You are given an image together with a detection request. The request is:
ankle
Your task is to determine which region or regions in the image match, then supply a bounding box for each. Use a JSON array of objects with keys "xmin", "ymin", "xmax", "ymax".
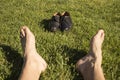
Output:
[{"xmin": 25, "ymin": 56, "xmax": 42, "ymax": 72}]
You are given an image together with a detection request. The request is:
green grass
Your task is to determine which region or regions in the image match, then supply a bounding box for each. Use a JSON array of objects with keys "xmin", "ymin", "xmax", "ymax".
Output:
[{"xmin": 0, "ymin": 0, "xmax": 120, "ymax": 80}]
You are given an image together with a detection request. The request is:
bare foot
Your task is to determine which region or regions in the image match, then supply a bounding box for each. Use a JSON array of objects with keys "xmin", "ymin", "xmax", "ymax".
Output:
[
  {"xmin": 89, "ymin": 29, "xmax": 105, "ymax": 65},
  {"xmin": 20, "ymin": 26, "xmax": 47, "ymax": 74},
  {"xmin": 76, "ymin": 30, "xmax": 105, "ymax": 80}
]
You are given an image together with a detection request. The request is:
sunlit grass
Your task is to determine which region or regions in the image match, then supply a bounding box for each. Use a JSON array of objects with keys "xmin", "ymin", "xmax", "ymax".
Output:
[{"xmin": 0, "ymin": 0, "xmax": 120, "ymax": 80}]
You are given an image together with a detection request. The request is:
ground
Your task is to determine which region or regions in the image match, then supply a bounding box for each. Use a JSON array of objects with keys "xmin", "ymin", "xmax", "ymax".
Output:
[{"xmin": 0, "ymin": 0, "xmax": 120, "ymax": 80}]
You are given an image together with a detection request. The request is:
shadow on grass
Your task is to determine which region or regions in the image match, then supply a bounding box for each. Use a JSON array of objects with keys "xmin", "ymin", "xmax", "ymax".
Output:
[
  {"xmin": 38, "ymin": 19, "xmax": 51, "ymax": 32},
  {"xmin": 62, "ymin": 45, "xmax": 87, "ymax": 80},
  {"xmin": 0, "ymin": 44, "xmax": 23, "ymax": 80}
]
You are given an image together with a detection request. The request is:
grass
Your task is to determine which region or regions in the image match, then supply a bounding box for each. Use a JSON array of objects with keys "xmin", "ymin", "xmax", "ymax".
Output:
[{"xmin": 0, "ymin": 0, "xmax": 120, "ymax": 80}]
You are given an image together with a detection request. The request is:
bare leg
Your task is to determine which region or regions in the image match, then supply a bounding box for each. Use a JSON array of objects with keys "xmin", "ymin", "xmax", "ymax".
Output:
[
  {"xmin": 19, "ymin": 26, "xmax": 47, "ymax": 80},
  {"xmin": 76, "ymin": 30, "xmax": 105, "ymax": 80}
]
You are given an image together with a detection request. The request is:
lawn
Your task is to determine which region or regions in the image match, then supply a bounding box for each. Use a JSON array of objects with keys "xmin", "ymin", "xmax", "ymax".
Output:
[{"xmin": 0, "ymin": 0, "xmax": 120, "ymax": 80}]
